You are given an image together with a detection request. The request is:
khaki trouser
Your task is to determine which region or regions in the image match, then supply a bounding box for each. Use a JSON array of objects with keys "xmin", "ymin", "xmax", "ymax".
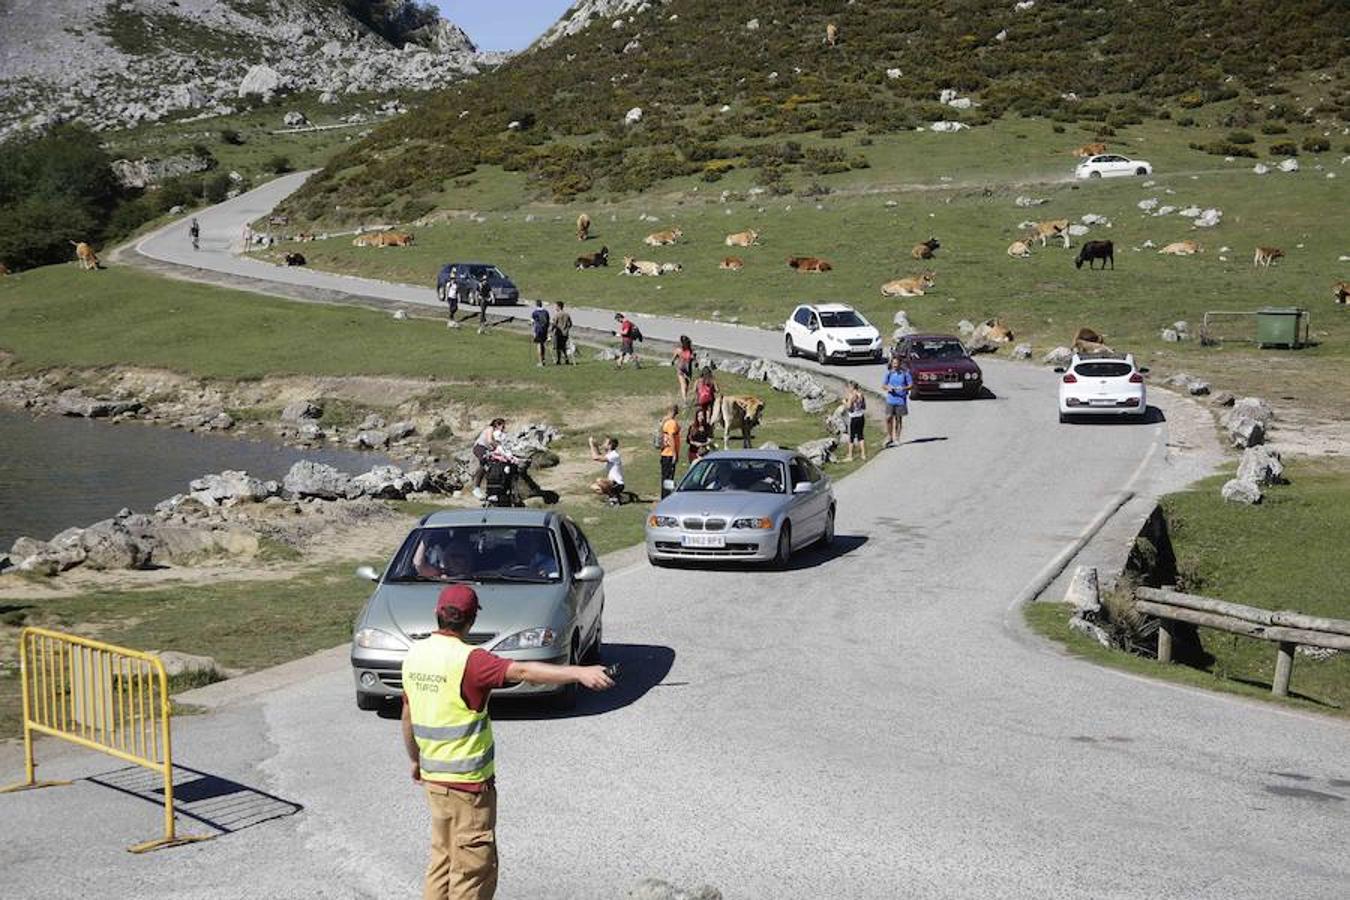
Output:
[{"xmin": 423, "ymin": 783, "xmax": 498, "ymax": 900}]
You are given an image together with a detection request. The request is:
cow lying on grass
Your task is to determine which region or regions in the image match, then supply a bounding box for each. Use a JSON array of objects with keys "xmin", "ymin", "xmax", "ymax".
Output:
[
  {"xmin": 353, "ymin": 231, "xmax": 414, "ymax": 248},
  {"xmin": 787, "ymin": 256, "xmax": 832, "ymax": 273},
  {"xmin": 644, "ymin": 228, "xmax": 683, "ymax": 246},
  {"xmin": 881, "ymin": 272, "xmax": 935, "ymax": 297},
  {"xmin": 577, "ymin": 246, "xmax": 609, "ymax": 269},
  {"xmin": 725, "ymin": 230, "xmax": 759, "ymax": 247},
  {"xmin": 622, "ymin": 256, "xmax": 662, "ymax": 276},
  {"xmin": 911, "ymin": 238, "xmax": 940, "ymax": 260},
  {"xmin": 720, "ymin": 256, "xmax": 744, "ymax": 271},
  {"xmin": 1158, "ymin": 240, "xmax": 1200, "ymax": 256},
  {"xmin": 1007, "ymin": 240, "xmax": 1032, "ymax": 258}
]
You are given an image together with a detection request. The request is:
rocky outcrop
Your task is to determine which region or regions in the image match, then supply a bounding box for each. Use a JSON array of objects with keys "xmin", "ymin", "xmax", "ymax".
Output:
[
  {"xmin": 111, "ymin": 154, "xmax": 215, "ymax": 189},
  {"xmin": 534, "ymin": 0, "xmax": 660, "ymax": 48},
  {"xmin": 0, "ymin": 0, "xmax": 507, "ymax": 139}
]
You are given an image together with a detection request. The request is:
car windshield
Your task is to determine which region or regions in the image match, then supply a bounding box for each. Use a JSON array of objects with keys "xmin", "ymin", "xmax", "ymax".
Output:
[
  {"xmin": 910, "ymin": 340, "xmax": 967, "ymax": 360},
  {"xmin": 819, "ymin": 310, "xmax": 866, "ymax": 328},
  {"xmin": 386, "ymin": 526, "xmax": 560, "ymax": 583},
  {"xmin": 678, "ymin": 458, "xmax": 785, "ymax": 494},
  {"xmin": 463, "ymin": 266, "xmax": 505, "ymax": 280},
  {"xmin": 1074, "ymin": 361, "xmax": 1133, "ymax": 378}
]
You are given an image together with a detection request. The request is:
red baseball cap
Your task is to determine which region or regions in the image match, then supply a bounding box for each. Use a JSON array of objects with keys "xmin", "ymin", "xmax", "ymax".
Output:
[{"xmin": 436, "ymin": 584, "xmax": 480, "ymax": 617}]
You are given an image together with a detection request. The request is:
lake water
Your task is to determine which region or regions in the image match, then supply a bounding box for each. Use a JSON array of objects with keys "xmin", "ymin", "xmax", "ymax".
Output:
[{"xmin": 0, "ymin": 410, "xmax": 389, "ymax": 550}]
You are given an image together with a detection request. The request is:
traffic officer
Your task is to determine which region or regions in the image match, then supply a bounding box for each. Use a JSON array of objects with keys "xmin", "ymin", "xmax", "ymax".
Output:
[{"xmin": 401, "ymin": 584, "xmax": 614, "ymax": 900}]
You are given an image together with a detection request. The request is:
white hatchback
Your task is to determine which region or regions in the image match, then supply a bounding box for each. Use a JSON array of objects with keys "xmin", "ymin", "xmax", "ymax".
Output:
[
  {"xmin": 784, "ymin": 303, "xmax": 883, "ymax": 364},
  {"xmin": 1075, "ymin": 154, "xmax": 1153, "ymax": 179},
  {"xmin": 1055, "ymin": 354, "xmax": 1148, "ymax": 422}
]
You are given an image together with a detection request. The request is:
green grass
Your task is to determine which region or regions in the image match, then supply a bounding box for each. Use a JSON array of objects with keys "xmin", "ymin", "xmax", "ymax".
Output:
[
  {"xmin": 1027, "ymin": 459, "xmax": 1350, "ymax": 715},
  {"xmin": 0, "ymin": 564, "xmax": 377, "ymax": 739},
  {"xmin": 269, "ymin": 118, "xmax": 1350, "ymax": 417}
]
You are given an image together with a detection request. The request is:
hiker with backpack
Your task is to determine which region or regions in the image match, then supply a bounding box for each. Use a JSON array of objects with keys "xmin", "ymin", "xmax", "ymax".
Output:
[
  {"xmin": 693, "ymin": 367, "xmax": 718, "ymax": 419},
  {"xmin": 614, "ymin": 313, "xmax": 641, "ymax": 368}
]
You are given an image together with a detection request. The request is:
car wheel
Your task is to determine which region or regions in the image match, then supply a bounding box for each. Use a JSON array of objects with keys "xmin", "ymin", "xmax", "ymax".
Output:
[
  {"xmin": 816, "ymin": 342, "xmax": 828, "ymax": 365},
  {"xmin": 550, "ymin": 636, "xmax": 580, "ymax": 711},
  {"xmin": 583, "ymin": 619, "xmax": 603, "ymax": 663},
  {"xmin": 1089, "ymin": 171, "xmax": 1102, "ymax": 179},
  {"xmin": 1136, "ymin": 167, "xmax": 1148, "ymax": 176},
  {"xmin": 356, "ymin": 691, "xmax": 382, "ymax": 711},
  {"xmin": 818, "ymin": 507, "xmax": 835, "ymax": 547},
  {"xmin": 774, "ymin": 523, "xmax": 793, "ymax": 569},
  {"xmin": 785, "ymin": 334, "xmax": 796, "ymax": 358}
]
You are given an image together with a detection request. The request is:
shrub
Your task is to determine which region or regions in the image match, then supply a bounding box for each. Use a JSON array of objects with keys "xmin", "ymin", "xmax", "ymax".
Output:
[
  {"xmin": 1268, "ymin": 141, "xmax": 1299, "ymax": 156},
  {"xmin": 1260, "ymin": 122, "xmax": 1288, "ymax": 134},
  {"xmin": 203, "ymin": 172, "xmax": 232, "ymax": 203},
  {"xmin": 220, "ymin": 128, "xmax": 244, "ymax": 145},
  {"xmin": 1301, "ymin": 136, "xmax": 1330, "ymax": 153},
  {"xmin": 1052, "ymin": 123, "xmax": 1065, "ymax": 133},
  {"xmin": 266, "ymin": 154, "xmax": 293, "ymax": 174},
  {"xmin": 1176, "ymin": 115, "xmax": 1195, "ymax": 127},
  {"xmin": 1189, "ymin": 141, "xmax": 1257, "ymax": 158},
  {"xmin": 1225, "ymin": 131, "xmax": 1255, "ymax": 144}
]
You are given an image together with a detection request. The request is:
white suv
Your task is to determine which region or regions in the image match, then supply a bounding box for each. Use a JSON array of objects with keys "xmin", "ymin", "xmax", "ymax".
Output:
[
  {"xmin": 1075, "ymin": 154, "xmax": 1153, "ymax": 179},
  {"xmin": 1055, "ymin": 353, "xmax": 1148, "ymax": 422},
  {"xmin": 784, "ymin": 303, "xmax": 882, "ymax": 364}
]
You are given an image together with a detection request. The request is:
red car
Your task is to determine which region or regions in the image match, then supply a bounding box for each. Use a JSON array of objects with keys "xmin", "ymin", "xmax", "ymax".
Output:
[{"xmin": 891, "ymin": 334, "xmax": 984, "ymax": 398}]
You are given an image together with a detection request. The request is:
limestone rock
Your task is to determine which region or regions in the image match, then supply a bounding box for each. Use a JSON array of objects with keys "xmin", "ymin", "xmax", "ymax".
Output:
[
  {"xmin": 280, "ymin": 399, "xmax": 323, "ymax": 422},
  {"xmin": 1042, "ymin": 346, "xmax": 1073, "ymax": 367},
  {"xmin": 189, "ymin": 470, "xmax": 276, "ymax": 506},
  {"xmin": 56, "ymin": 391, "xmax": 141, "ymax": 418},
  {"xmin": 237, "ymin": 65, "xmax": 285, "ymax": 100},
  {"xmin": 629, "ymin": 878, "xmax": 723, "ymax": 900},
  {"xmin": 1064, "ymin": 566, "xmax": 1101, "ymax": 615},
  {"xmin": 1278, "ymin": 158, "xmax": 1299, "ymax": 173},
  {"xmin": 153, "ymin": 651, "xmax": 222, "ymax": 681},
  {"xmin": 351, "ymin": 465, "xmax": 413, "ymax": 499},
  {"xmin": 283, "ymin": 460, "xmax": 353, "ymax": 500},
  {"xmin": 283, "ymin": 111, "xmax": 308, "ymax": 127},
  {"xmin": 1236, "ymin": 445, "xmax": 1285, "ymax": 486},
  {"xmin": 80, "ymin": 521, "xmax": 150, "ymax": 570},
  {"xmin": 797, "ymin": 437, "xmax": 837, "ymax": 467},
  {"xmin": 1220, "ymin": 478, "xmax": 1262, "ymax": 505},
  {"xmin": 1012, "ymin": 343, "xmax": 1032, "ymax": 360},
  {"xmin": 1224, "ymin": 397, "xmax": 1273, "ymax": 447}
]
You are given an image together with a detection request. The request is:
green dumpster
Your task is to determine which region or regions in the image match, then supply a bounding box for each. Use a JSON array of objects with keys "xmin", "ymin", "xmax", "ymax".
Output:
[{"xmin": 1255, "ymin": 307, "xmax": 1307, "ymax": 349}]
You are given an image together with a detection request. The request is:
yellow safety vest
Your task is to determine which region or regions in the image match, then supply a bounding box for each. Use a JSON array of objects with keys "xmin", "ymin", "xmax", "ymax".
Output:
[{"xmin": 402, "ymin": 634, "xmax": 496, "ymax": 784}]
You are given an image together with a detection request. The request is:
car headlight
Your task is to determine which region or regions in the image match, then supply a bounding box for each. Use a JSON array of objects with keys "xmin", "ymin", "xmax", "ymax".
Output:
[
  {"xmin": 495, "ymin": 627, "xmax": 558, "ymax": 651},
  {"xmin": 732, "ymin": 517, "xmax": 774, "ymax": 529},
  {"xmin": 964, "ymin": 371, "xmax": 980, "ymax": 380},
  {"xmin": 649, "ymin": 515, "xmax": 678, "ymax": 528},
  {"xmin": 354, "ymin": 628, "xmax": 408, "ymax": 651}
]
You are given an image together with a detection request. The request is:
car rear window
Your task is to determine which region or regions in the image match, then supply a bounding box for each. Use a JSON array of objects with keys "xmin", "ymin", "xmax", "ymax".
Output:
[{"xmin": 1074, "ymin": 362, "xmax": 1133, "ymax": 378}]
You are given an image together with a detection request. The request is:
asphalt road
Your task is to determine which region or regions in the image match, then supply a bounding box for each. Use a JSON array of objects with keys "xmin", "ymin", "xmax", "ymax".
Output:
[{"xmin": 1, "ymin": 177, "xmax": 1345, "ymax": 899}]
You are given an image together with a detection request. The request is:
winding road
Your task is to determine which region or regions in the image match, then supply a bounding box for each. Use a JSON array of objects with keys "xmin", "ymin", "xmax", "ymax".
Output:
[{"xmin": 3, "ymin": 175, "xmax": 1345, "ymax": 899}]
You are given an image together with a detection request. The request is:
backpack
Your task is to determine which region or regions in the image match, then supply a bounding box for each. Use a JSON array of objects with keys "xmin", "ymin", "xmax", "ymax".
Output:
[
  {"xmin": 651, "ymin": 424, "xmax": 665, "ymax": 450},
  {"xmin": 631, "ymin": 325, "xmax": 644, "ymax": 342}
]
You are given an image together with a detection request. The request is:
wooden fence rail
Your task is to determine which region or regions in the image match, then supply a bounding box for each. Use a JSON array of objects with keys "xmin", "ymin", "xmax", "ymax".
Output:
[{"xmin": 1133, "ymin": 587, "xmax": 1350, "ymax": 698}]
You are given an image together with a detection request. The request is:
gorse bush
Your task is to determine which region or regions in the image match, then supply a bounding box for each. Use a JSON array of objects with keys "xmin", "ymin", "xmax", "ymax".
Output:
[{"xmin": 283, "ymin": 0, "xmax": 1349, "ymax": 224}]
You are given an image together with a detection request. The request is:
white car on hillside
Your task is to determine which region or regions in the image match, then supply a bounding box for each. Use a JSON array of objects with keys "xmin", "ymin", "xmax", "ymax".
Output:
[
  {"xmin": 783, "ymin": 303, "xmax": 883, "ymax": 364},
  {"xmin": 1055, "ymin": 353, "xmax": 1149, "ymax": 422},
  {"xmin": 1075, "ymin": 154, "xmax": 1153, "ymax": 179}
]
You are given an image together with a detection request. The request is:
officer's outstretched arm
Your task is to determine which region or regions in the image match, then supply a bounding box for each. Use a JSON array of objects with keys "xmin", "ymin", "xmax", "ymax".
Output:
[{"xmin": 506, "ymin": 662, "xmax": 614, "ymax": 691}]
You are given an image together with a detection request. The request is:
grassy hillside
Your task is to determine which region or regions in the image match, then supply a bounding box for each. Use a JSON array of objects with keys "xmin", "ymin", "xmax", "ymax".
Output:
[{"xmin": 282, "ymin": 0, "xmax": 1349, "ymax": 222}]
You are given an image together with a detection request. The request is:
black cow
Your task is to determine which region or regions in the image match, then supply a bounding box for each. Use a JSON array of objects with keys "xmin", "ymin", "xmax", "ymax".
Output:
[
  {"xmin": 576, "ymin": 245, "xmax": 609, "ymax": 269},
  {"xmin": 1075, "ymin": 240, "xmax": 1114, "ymax": 270},
  {"xmin": 284, "ymin": 252, "xmax": 307, "ymax": 267}
]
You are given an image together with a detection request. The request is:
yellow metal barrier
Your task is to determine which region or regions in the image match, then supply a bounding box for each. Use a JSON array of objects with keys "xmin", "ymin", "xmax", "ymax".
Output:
[{"xmin": 0, "ymin": 627, "xmax": 213, "ymax": 852}]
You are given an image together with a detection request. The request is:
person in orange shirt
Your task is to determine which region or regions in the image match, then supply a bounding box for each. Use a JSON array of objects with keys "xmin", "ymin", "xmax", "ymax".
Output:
[{"xmin": 659, "ymin": 404, "xmax": 681, "ymax": 498}]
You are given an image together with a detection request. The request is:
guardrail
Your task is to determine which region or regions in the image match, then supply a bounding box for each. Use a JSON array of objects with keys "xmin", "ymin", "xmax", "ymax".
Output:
[
  {"xmin": 0, "ymin": 627, "xmax": 212, "ymax": 852},
  {"xmin": 1134, "ymin": 587, "xmax": 1350, "ymax": 697}
]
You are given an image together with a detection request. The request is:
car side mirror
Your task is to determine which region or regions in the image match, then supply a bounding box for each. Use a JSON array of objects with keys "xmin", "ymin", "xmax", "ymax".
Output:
[
  {"xmin": 356, "ymin": 565, "xmax": 380, "ymax": 583},
  {"xmin": 793, "ymin": 482, "xmax": 813, "ymax": 494},
  {"xmin": 575, "ymin": 564, "xmax": 604, "ymax": 582},
  {"xmin": 1053, "ymin": 367, "xmax": 1066, "ymax": 374}
]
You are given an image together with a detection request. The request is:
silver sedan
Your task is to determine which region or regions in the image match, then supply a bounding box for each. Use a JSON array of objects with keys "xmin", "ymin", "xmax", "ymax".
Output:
[
  {"xmin": 350, "ymin": 509, "xmax": 605, "ymax": 710},
  {"xmin": 645, "ymin": 449, "xmax": 835, "ymax": 567}
]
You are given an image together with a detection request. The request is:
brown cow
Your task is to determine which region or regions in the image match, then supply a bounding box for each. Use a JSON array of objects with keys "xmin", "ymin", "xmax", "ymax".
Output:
[
  {"xmin": 714, "ymin": 395, "xmax": 765, "ymax": 449},
  {"xmin": 1253, "ymin": 246, "xmax": 1284, "ymax": 268},
  {"xmin": 911, "ymin": 237, "xmax": 940, "ymax": 260},
  {"xmin": 720, "ymin": 256, "xmax": 745, "ymax": 271},
  {"xmin": 621, "ymin": 256, "xmax": 662, "ymax": 277},
  {"xmin": 70, "ymin": 241, "xmax": 100, "ymax": 270},
  {"xmin": 1072, "ymin": 327, "xmax": 1112, "ymax": 355},
  {"xmin": 352, "ymin": 231, "xmax": 414, "ymax": 248},
  {"xmin": 1074, "ymin": 142, "xmax": 1107, "ymax": 157},
  {"xmin": 0, "ymin": 263, "xmax": 9, "ymax": 276},
  {"xmin": 295, "ymin": 232, "xmax": 316, "ymax": 242},
  {"xmin": 825, "ymin": 23, "xmax": 838, "ymax": 47},
  {"xmin": 1007, "ymin": 240, "xmax": 1032, "ymax": 259},
  {"xmin": 1334, "ymin": 281, "xmax": 1349, "ymax": 305},
  {"xmin": 644, "ymin": 227, "xmax": 683, "ymax": 247},
  {"xmin": 787, "ymin": 256, "xmax": 832, "ymax": 273},
  {"xmin": 880, "ymin": 271, "xmax": 936, "ymax": 297},
  {"xmin": 1158, "ymin": 240, "xmax": 1201, "ymax": 256},
  {"xmin": 576, "ymin": 212, "xmax": 591, "ymax": 242},
  {"xmin": 1028, "ymin": 219, "xmax": 1071, "ymax": 249},
  {"xmin": 725, "ymin": 229, "xmax": 759, "ymax": 247}
]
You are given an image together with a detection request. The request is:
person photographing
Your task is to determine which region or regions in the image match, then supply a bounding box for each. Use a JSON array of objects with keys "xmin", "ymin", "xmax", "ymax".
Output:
[
  {"xmin": 882, "ymin": 355, "xmax": 913, "ymax": 448},
  {"xmin": 401, "ymin": 585, "xmax": 614, "ymax": 900}
]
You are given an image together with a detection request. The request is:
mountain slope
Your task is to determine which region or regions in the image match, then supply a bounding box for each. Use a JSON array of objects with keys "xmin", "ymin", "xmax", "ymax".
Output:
[
  {"xmin": 285, "ymin": 0, "xmax": 1348, "ymax": 223},
  {"xmin": 0, "ymin": 0, "xmax": 502, "ymax": 138}
]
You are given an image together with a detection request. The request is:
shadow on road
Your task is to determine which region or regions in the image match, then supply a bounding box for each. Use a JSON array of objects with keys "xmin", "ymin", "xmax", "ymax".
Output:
[
  {"xmin": 86, "ymin": 764, "xmax": 303, "ymax": 837},
  {"xmin": 1062, "ymin": 406, "xmax": 1166, "ymax": 425},
  {"xmin": 492, "ymin": 643, "xmax": 677, "ymax": 721},
  {"xmin": 901, "ymin": 436, "xmax": 949, "ymax": 446}
]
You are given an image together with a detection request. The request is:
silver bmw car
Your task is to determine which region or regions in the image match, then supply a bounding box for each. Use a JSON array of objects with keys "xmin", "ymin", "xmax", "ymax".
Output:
[
  {"xmin": 350, "ymin": 509, "xmax": 604, "ymax": 710},
  {"xmin": 645, "ymin": 449, "xmax": 835, "ymax": 567}
]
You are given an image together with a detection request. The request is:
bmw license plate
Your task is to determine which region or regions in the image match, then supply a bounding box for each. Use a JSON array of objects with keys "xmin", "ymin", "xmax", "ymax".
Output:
[
  {"xmin": 682, "ymin": 534, "xmax": 725, "ymax": 548},
  {"xmin": 939, "ymin": 382, "xmax": 963, "ymax": 390}
]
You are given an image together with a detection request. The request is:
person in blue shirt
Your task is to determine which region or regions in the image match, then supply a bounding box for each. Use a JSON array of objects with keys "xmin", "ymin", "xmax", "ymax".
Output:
[
  {"xmin": 882, "ymin": 355, "xmax": 913, "ymax": 448},
  {"xmin": 530, "ymin": 298, "xmax": 550, "ymax": 366}
]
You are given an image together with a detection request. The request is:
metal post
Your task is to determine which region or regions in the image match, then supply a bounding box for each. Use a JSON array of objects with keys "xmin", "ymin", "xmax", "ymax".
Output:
[
  {"xmin": 19, "ymin": 634, "xmax": 34, "ymax": 786},
  {"xmin": 1272, "ymin": 641, "xmax": 1295, "ymax": 697},
  {"xmin": 159, "ymin": 666, "xmax": 175, "ymax": 845},
  {"xmin": 1157, "ymin": 619, "xmax": 1174, "ymax": 664}
]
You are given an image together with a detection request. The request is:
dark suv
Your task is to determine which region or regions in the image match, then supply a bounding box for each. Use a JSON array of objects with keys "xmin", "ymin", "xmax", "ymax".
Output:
[{"xmin": 436, "ymin": 262, "xmax": 520, "ymax": 306}]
